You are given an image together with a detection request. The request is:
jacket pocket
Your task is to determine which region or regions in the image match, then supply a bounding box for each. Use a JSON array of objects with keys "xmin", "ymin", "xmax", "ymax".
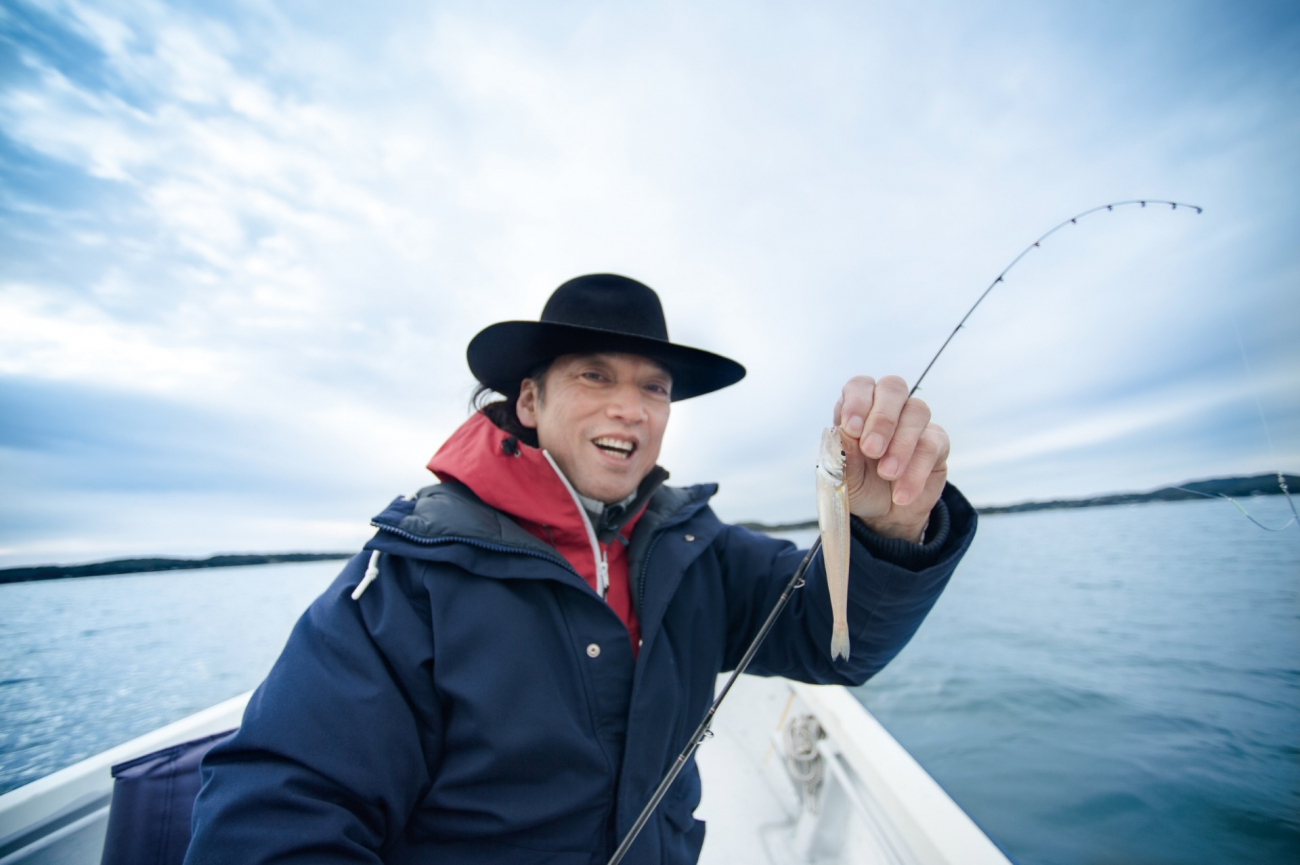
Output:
[
  {"xmin": 662, "ymin": 759, "xmax": 702, "ymax": 833},
  {"xmin": 661, "ymin": 773, "xmax": 706, "ymax": 863},
  {"xmin": 661, "ymin": 807, "xmax": 706, "ymax": 864},
  {"xmin": 663, "ymin": 795, "xmax": 699, "ymax": 834}
]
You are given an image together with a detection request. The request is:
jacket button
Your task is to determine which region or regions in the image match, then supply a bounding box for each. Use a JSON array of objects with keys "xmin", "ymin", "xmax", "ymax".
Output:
[
  {"xmin": 684, "ymin": 534, "xmax": 695, "ymax": 542},
  {"xmin": 586, "ymin": 643, "xmax": 601, "ymax": 658}
]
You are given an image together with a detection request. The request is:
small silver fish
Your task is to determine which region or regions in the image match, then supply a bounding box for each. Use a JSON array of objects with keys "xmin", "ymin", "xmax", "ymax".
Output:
[{"xmin": 817, "ymin": 426, "xmax": 851, "ymax": 661}]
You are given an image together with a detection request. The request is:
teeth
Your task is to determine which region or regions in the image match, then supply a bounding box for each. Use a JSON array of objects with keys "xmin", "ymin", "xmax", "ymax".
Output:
[{"xmin": 593, "ymin": 437, "xmax": 635, "ymax": 457}]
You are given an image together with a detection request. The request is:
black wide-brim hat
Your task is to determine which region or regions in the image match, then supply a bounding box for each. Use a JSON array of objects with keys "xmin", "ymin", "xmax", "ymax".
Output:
[{"xmin": 468, "ymin": 274, "xmax": 746, "ymax": 401}]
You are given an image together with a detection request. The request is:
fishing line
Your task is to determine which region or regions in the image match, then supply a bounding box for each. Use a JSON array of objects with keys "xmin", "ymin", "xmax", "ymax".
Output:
[
  {"xmin": 1203, "ymin": 312, "xmax": 1300, "ymax": 532},
  {"xmin": 1232, "ymin": 315, "xmax": 1279, "ymax": 459},
  {"xmin": 1170, "ymin": 483, "xmax": 1296, "ymax": 532}
]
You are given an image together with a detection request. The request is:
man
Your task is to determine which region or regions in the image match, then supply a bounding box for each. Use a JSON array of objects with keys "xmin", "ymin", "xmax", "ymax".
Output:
[{"xmin": 186, "ymin": 274, "xmax": 976, "ymax": 865}]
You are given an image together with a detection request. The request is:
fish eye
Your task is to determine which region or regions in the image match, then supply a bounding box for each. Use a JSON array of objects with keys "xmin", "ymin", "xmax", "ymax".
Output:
[{"xmin": 840, "ymin": 450, "xmax": 845, "ymax": 457}]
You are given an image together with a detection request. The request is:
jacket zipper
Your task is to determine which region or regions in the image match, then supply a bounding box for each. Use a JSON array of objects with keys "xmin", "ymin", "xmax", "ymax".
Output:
[
  {"xmin": 378, "ymin": 518, "xmax": 624, "ymax": 822},
  {"xmin": 539, "ymin": 450, "xmax": 611, "ymax": 599},
  {"xmin": 637, "ymin": 533, "xmax": 666, "ymax": 615},
  {"xmin": 636, "ymin": 491, "xmax": 706, "ymax": 615}
]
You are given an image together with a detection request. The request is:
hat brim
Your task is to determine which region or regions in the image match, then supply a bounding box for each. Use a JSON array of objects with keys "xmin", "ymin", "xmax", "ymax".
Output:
[{"xmin": 468, "ymin": 321, "xmax": 746, "ymax": 401}]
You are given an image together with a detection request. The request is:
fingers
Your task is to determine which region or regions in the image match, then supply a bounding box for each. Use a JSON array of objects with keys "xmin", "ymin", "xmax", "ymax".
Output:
[
  {"xmin": 837, "ymin": 374, "xmax": 949, "ymax": 508},
  {"xmin": 877, "ymin": 397, "xmax": 931, "ymax": 482},
  {"xmin": 854, "ymin": 375, "xmax": 908, "ymax": 458},
  {"xmin": 835, "ymin": 376, "xmax": 874, "ymax": 434},
  {"xmin": 892, "ymin": 423, "xmax": 949, "ymax": 507}
]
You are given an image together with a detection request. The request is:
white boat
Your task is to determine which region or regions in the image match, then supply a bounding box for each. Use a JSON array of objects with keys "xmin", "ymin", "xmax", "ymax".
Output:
[{"xmin": 0, "ymin": 674, "xmax": 1010, "ymax": 865}]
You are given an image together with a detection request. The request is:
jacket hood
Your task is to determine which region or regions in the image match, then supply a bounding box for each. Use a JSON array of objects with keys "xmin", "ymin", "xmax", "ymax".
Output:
[
  {"xmin": 367, "ymin": 412, "xmax": 718, "ymax": 578},
  {"xmin": 426, "ymin": 411, "xmax": 592, "ymax": 546}
]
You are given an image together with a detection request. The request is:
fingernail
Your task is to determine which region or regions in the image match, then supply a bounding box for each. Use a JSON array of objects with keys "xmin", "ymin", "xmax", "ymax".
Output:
[
  {"xmin": 880, "ymin": 456, "xmax": 899, "ymax": 478},
  {"xmin": 845, "ymin": 415, "xmax": 864, "ymax": 437},
  {"xmin": 864, "ymin": 433, "xmax": 885, "ymax": 457},
  {"xmin": 893, "ymin": 488, "xmax": 913, "ymax": 506}
]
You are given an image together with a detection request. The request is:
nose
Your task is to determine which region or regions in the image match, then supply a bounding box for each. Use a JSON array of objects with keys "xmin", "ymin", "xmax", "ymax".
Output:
[{"xmin": 605, "ymin": 382, "xmax": 648, "ymax": 423}]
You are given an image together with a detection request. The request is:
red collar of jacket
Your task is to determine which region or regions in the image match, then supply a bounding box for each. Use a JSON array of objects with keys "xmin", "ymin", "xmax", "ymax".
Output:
[{"xmin": 426, "ymin": 411, "xmax": 650, "ymax": 580}]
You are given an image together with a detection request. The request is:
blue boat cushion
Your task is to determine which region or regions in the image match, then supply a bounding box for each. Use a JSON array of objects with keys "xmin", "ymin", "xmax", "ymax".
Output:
[{"xmin": 101, "ymin": 730, "xmax": 234, "ymax": 865}]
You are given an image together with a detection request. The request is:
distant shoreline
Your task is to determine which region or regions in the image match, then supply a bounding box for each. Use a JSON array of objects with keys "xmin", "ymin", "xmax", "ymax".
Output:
[
  {"xmin": 4, "ymin": 473, "xmax": 1293, "ymax": 583},
  {"xmin": 736, "ymin": 472, "xmax": 1298, "ymax": 533},
  {"xmin": 0, "ymin": 553, "xmax": 353, "ymax": 586}
]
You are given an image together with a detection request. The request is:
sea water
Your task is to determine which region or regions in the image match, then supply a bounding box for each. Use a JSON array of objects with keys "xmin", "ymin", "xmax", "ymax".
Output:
[
  {"xmin": 2, "ymin": 498, "xmax": 1297, "ymax": 863},
  {"xmin": 852, "ymin": 496, "xmax": 1300, "ymax": 865},
  {"xmin": 0, "ymin": 560, "xmax": 346, "ymax": 794}
]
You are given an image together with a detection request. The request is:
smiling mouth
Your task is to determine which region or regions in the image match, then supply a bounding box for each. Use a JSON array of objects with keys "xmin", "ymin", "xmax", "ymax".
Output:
[{"xmin": 593, "ymin": 437, "xmax": 637, "ymax": 459}]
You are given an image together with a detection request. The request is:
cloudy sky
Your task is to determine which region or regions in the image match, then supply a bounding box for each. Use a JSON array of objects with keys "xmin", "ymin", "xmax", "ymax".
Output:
[{"xmin": 1, "ymin": 0, "xmax": 1297, "ymax": 566}]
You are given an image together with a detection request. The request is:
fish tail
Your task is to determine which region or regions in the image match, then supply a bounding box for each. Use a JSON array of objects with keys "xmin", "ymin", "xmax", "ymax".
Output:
[{"xmin": 830, "ymin": 625, "xmax": 850, "ymax": 662}]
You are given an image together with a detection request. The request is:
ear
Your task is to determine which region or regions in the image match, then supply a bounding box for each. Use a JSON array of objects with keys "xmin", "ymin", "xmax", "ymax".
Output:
[{"xmin": 516, "ymin": 380, "xmax": 540, "ymax": 430}]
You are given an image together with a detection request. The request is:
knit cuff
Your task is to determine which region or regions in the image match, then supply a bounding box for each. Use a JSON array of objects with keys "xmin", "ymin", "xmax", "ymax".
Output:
[{"xmin": 848, "ymin": 496, "xmax": 952, "ymax": 572}]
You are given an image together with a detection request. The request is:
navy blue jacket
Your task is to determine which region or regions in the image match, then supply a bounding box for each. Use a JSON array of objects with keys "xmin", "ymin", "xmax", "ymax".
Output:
[{"xmin": 186, "ymin": 480, "xmax": 976, "ymax": 865}]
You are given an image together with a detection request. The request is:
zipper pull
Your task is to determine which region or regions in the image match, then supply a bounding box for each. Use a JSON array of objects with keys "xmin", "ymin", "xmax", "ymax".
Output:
[{"xmin": 598, "ymin": 546, "xmax": 609, "ymax": 599}]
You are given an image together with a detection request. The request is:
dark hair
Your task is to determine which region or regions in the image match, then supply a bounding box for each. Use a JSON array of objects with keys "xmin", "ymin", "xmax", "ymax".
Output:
[{"xmin": 469, "ymin": 361, "xmax": 553, "ymax": 448}]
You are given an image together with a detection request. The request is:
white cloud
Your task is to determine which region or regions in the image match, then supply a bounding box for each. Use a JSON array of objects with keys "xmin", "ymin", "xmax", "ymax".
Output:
[
  {"xmin": 0, "ymin": 284, "xmax": 233, "ymax": 392},
  {"xmin": 1, "ymin": 0, "xmax": 1296, "ymax": 560}
]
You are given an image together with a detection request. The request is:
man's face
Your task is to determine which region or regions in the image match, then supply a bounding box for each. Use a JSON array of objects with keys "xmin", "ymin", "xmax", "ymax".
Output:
[{"xmin": 517, "ymin": 352, "xmax": 671, "ymax": 504}]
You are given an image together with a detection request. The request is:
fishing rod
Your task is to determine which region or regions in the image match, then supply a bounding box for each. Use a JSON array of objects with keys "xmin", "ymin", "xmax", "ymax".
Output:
[
  {"xmin": 611, "ymin": 196, "xmax": 1287, "ymax": 864},
  {"xmin": 907, "ymin": 199, "xmax": 1296, "ymax": 530},
  {"xmin": 605, "ymin": 541, "xmax": 821, "ymax": 865},
  {"xmin": 910, "ymin": 199, "xmax": 1201, "ymax": 397}
]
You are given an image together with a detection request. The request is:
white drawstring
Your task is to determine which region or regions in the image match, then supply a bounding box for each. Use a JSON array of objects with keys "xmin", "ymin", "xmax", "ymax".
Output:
[
  {"xmin": 541, "ymin": 450, "xmax": 608, "ymax": 599},
  {"xmin": 351, "ymin": 550, "xmax": 382, "ymax": 600}
]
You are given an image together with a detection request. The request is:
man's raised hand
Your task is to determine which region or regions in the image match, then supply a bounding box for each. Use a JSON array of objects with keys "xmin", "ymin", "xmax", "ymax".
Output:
[{"xmin": 833, "ymin": 375, "xmax": 949, "ymax": 542}]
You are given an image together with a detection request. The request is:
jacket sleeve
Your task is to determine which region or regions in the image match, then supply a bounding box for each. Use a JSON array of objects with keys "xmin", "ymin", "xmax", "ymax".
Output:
[
  {"xmin": 717, "ymin": 481, "xmax": 977, "ymax": 686},
  {"xmin": 185, "ymin": 553, "xmax": 439, "ymax": 864}
]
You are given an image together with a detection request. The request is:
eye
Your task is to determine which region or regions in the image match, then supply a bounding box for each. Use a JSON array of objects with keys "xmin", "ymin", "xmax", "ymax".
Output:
[
  {"xmin": 645, "ymin": 382, "xmax": 670, "ymax": 397},
  {"xmin": 581, "ymin": 370, "xmax": 608, "ymax": 383}
]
